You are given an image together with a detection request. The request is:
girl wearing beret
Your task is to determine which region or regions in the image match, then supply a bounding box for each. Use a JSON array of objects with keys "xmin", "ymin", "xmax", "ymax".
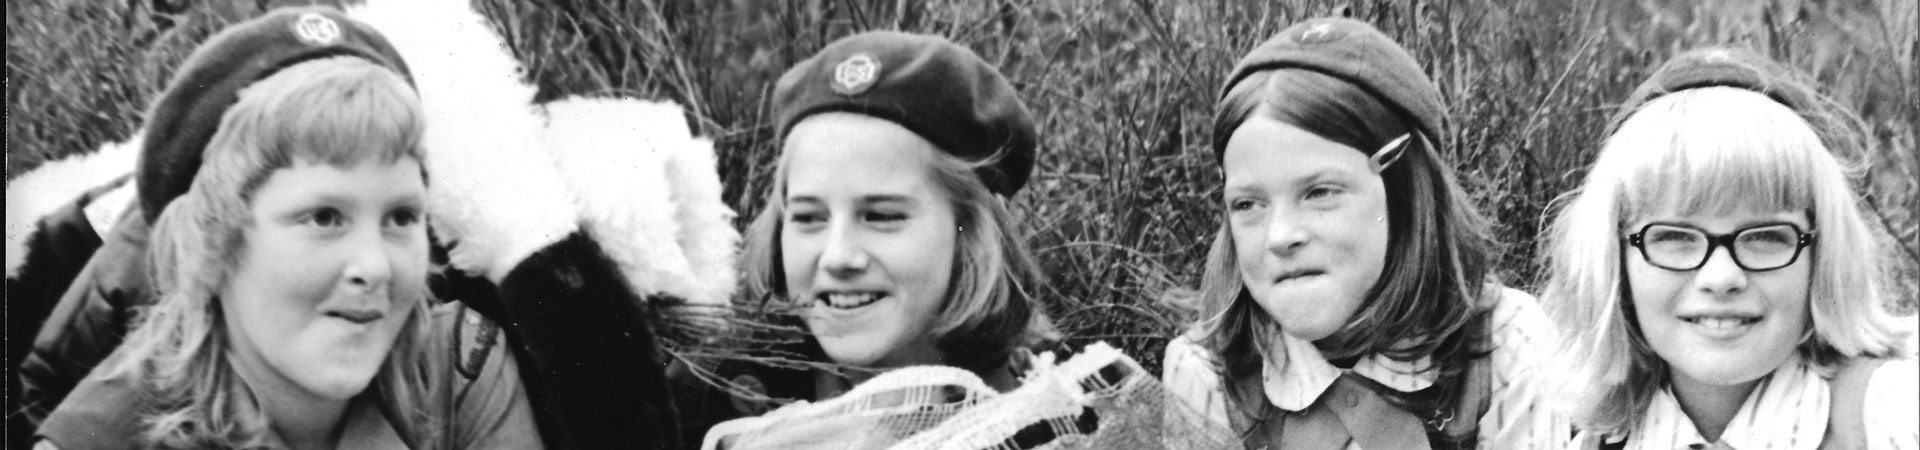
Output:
[
  {"xmin": 25, "ymin": 3, "xmax": 737, "ymax": 449},
  {"xmin": 1160, "ymin": 18, "xmax": 1565, "ymax": 449},
  {"xmin": 1542, "ymin": 48, "xmax": 1917, "ymax": 450},
  {"xmin": 32, "ymin": 12, "xmax": 543, "ymax": 449},
  {"xmin": 697, "ymin": 31, "xmax": 1087, "ymax": 449}
]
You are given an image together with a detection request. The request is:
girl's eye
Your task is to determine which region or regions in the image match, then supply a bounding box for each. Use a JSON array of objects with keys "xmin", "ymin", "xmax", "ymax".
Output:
[
  {"xmin": 1229, "ymin": 199, "xmax": 1260, "ymax": 212},
  {"xmin": 788, "ymin": 211, "xmax": 825, "ymax": 225},
  {"xmin": 1303, "ymin": 185, "xmax": 1344, "ymax": 201},
  {"xmin": 864, "ymin": 211, "xmax": 907, "ymax": 223},
  {"xmin": 387, "ymin": 208, "xmax": 422, "ymax": 228},
  {"xmin": 306, "ymin": 208, "xmax": 346, "ymax": 228}
]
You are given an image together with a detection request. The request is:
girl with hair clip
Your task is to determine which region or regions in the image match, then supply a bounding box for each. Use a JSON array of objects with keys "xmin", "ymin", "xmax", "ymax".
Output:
[
  {"xmin": 1544, "ymin": 48, "xmax": 1917, "ymax": 450},
  {"xmin": 1160, "ymin": 18, "xmax": 1565, "ymax": 449},
  {"xmin": 31, "ymin": 9, "xmax": 542, "ymax": 450}
]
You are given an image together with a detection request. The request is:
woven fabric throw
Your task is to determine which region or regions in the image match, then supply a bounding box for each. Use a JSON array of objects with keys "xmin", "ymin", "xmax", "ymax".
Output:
[{"xmin": 701, "ymin": 342, "xmax": 1240, "ymax": 450}]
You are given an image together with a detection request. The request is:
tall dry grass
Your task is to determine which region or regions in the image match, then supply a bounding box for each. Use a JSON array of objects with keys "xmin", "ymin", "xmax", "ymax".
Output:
[{"xmin": 9, "ymin": 0, "xmax": 1917, "ymax": 372}]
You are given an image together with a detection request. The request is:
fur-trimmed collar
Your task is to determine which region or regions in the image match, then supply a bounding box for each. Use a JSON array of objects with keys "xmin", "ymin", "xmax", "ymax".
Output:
[{"xmin": 6, "ymin": 135, "xmax": 141, "ymax": 278}]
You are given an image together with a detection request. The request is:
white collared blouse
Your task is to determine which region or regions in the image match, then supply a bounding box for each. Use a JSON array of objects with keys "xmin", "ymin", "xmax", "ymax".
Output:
[
  {"xmin": 1567, "ymin": 357, "xmax": 1918, "ymax": 450},
  {"xmin": 1161, "ymin": 286, "xmax": 1568, "ymax": 449}
]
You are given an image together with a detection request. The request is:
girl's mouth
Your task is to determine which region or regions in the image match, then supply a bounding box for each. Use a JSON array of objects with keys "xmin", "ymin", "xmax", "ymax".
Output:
[
  {"xmin": 1681, "ymin": 316, "xmax": 1761, "ymax": 327},
  {"xmin": 326, "ymin": 309, "xmax": 386, "ymax": 325},
  {"xmin": 1273, "ymin": 269, "xmax": 1326, "ymax": 284},
  {"xmin": 1678, "ymin": 314, "xmax": 1762, "ymax": 338},
  {"xmin": 817, "ymin": 291, "xmax": 887, "ymax": 310}
]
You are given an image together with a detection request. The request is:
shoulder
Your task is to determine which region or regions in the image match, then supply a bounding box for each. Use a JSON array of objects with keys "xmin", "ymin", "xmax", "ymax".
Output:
[
  {"xmin": 1483, "ymin": 286, "xmax": 1554, "ymax": 363},
  {"xmin": 36, "ymin": 369, "xmax": 148, "ymax": 450},
  {"xmin": 1162, "ymin": 333, "xmax": 1216, "ymax": 379},
  {"xmin": 421, "ymin": 302, "xmax": 544, "ymax": 449},
  {"xmin": 1159, "ymin": 333, "xmax": 1225, "ymax": 407},
  {"xmin": 1484, "ymin": 286, "xmax": 1549, "ymax": 332},
  {"xmin": 422, "ymin": 301, "xmax": 505, "ymax": 381},
  {"xmin": 1857, "ymin": 358, "xmax": 1918, "ymax": 445}
]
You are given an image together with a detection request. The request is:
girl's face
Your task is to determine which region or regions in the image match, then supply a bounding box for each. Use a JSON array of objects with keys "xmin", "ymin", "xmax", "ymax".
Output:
[
  {"xmin": 1223, "ymin": 116, "xmax": 1391, "ymax": 341},
  {"xmin": 1626, "ymin": 208, "xmax": 1812, "ymax": 390},
  {"xmin": 221, "ymin": 158, "xmax": 428, "ymax": 402},
  {"xmin": 782, "ymin": 113, "xmax": 956, "ymax": 370}
]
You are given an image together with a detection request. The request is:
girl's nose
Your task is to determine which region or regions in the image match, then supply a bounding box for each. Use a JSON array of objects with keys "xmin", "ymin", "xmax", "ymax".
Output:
[
  {"xmin": 1264, "ymin": 214, "xmax": 1310, "ymax": 256},
  {"xmin": 819, "ymin": 224, "xmax": 871, "ymax": 278},
  {"xmin": 1692, "ymin": 247, "xmax": 1749, "ymax": 297}
]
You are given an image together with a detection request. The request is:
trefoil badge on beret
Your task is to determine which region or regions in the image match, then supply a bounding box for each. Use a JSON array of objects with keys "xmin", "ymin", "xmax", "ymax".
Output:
[
  {"xmin": 1296, "ymin": 22, "xmax": 1346, "ymax": 44},
  {"xmin": 832, "ymin": 53, "xmax": 882, "ymax": 95},
  {"xmin": 293, "ymin": 13, "xmax": 341, "ymax": 46}
]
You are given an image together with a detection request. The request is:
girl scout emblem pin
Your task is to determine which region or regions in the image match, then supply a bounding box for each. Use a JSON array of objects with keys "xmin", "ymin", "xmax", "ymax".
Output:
[
  {"xmin": 1296, "ymin": 22, "xmax": 1345, "ymax": 44},
  {"xmin": 293, "ymin": 13, "xmax": 341, "ymax": 46},
  {"xmin": 832, "ymin": 54, "xmax": 881, "ymax": 95}
]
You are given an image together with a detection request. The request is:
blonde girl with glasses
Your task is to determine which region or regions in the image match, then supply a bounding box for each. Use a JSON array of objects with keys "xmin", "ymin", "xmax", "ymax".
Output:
[{"xmin": 1542, "ymin": 47, "xmax": 1918, "ymax": 449}]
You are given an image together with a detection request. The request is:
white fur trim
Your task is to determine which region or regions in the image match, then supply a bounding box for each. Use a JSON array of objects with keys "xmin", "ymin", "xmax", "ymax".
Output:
[
  {"xmin": 541, "ymin": 98, "xmax": 739, "ymax": 310},
  {"xmin": 5, "ymin": 135, "xmax": 140, "ymax": 278},
  {"xmin": 350, "ymin": 0, "xmax": 578, "ymax": 282},
  {"xmin": 659, "ymin": 117, "xmax": 740, "ymax": 308}
]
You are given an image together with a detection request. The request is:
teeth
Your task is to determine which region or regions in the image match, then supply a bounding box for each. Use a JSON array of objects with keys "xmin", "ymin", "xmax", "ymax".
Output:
[
  {"xmin": 821, "ymin": 293, "xmax": 883, "ymax": 309},
  {"xmin": 1685, "ymin": 317, "xmax": 1759, "ymax": 329}
]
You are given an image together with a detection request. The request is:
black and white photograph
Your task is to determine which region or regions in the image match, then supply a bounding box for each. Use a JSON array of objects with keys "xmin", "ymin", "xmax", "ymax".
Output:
[{"xmin": 7, "ymin": 0, "xmax": 1917, "ymax": 449}]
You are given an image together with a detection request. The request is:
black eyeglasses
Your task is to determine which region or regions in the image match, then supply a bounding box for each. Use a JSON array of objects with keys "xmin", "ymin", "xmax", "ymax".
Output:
[{"xmin": 1626, "ymin": 223, "xmax": 1815, "ymax": 272}]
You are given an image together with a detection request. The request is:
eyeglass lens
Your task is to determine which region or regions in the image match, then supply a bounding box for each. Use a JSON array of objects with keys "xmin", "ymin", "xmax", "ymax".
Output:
[{"xmin": 1640, "ymin": 223, "xmax": 1804, "ymax": 271}]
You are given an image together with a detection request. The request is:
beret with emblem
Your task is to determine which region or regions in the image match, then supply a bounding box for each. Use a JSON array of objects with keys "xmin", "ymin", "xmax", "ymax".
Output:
[
  {"xmin": 137, "ymin": 6, "xmax": 414, "ymax": 223},
  {"xmin": 1219, "ymin": 18, "xmax": 1446, "ymax": 155},
  {"xmin": 1608, "ymin": 47, "xmax": 1816, "ymax": 131},
  {"xmin": 772, "ymin": 31, "xmax": 1037, "ymax": 197}
]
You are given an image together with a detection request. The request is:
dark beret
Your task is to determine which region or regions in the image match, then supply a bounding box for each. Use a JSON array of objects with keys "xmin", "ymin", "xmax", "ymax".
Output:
[
  {"xmin": 1219, "ymin": 17, "xmax": 1446, "ymax": 145},
  {"xmin": 137, "ymin": 6, "xmax": 414, "ymax": 223},
  {"xmin": 773, "ymin": 31, "xmax": 1037, "ymax": 197},
  {"xmin": 1609, "ymin": 47, "xmax": 1816, "ymax": 131}
]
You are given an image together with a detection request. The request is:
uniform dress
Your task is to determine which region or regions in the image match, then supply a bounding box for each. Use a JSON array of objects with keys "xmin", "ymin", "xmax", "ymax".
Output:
[
  {"xmin": 1161, "ymin": 287, "xmax": 1569, "ymax": 449},
  {"xmin": 34, "ymin": 302, "xmax": 543, "ymax": 450}
]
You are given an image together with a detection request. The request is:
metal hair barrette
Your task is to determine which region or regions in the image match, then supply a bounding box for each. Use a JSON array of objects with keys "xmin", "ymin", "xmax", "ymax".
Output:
[{"xmin": 1369, "ymin": 133, "xmax": 1413, "ymax": 173}]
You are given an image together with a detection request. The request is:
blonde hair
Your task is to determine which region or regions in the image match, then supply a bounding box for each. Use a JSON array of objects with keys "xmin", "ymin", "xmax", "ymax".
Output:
[
  {"xmin": 114, "ymin": 56, "xmax": 436, "ymax": 449},
  {"xmin": 740, "ymin": 130, "xmax": 1058, "ymax": 376},
  {"xmin": 1541, "ymin": 86, "xmax": 1915, "ymax": 435}
]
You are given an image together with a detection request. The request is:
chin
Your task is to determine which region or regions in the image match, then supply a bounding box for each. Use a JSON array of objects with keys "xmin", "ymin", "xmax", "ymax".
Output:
[
  {"xmin": 299, "ymin": 371, "xmax": 379, "ymax": 401},
  {"xmin": 1278, "ymin": 323, "xmax": 1341, "ymax": 342},
  {"xmin": 1252, "ymin": 289, "xmax": 1355, "ymax": 342},
  {"xmin": 1671, "ymin": 353, "xmax": 1789, "ymax": 386},
  {"xmin": 818, "ymin": 338, "xmax": 887, "ymax": 368}
]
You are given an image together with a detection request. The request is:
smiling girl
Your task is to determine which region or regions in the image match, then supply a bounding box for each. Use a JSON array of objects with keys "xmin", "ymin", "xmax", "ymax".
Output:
[
  {"xmin": 31, "ymin": 9, "xmax": 540, "ymax": 450},
  {"xmin": 694, "ymin": 31, "xmax": 1064, "ymax": 448},
  {"xmin": 1543, "ymin": 48, "xmax": 1917, "ymax": 449},
  {"xmin": 1161, "ymin": 18, "xmax": 1565, "ymax": 449},
  {"xmin": 745, "ymin": 30, "xmax": 1054, "ymax": 396}
]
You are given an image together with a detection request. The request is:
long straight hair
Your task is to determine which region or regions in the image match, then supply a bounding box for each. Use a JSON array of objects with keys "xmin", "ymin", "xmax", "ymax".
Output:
[
  {"xmin": 115, "ymin": 56, "xmax": 438, "ymax": 449},
  {"xmin": 1541, "ymin": 86, "xmax": 1915, "ymax": 435},
  {"xmin": 740, "ymin": 124, "xmax": 1058, "ymax": 376},
  {"xmin": 1190, "ymin": 68, "xmax": 1496, "ymax": 429}
]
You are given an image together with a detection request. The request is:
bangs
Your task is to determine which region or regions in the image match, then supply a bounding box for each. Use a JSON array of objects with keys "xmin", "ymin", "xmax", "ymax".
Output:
[
  {"xmin": 1606, "ymin": 87, "xmax": 1824, "ymax": 220},
  {"xmin": 243, "ymin": 56, "xmax": 423, "ymax": 169}
]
